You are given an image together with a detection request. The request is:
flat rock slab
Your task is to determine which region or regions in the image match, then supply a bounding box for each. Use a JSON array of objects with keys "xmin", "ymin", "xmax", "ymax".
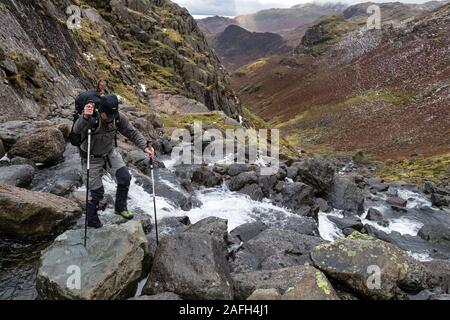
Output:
[
  {"xmin": 37, "ymin": 221, "xmax": 149, "ymax": 300},
  {"xmin": 0, "ymin": 183, "xmax": 81, "ymax": 239}
]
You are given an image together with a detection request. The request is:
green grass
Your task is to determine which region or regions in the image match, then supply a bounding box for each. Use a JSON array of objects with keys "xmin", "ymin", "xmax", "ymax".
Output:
[{"xmin": 377, "ymin": 153, "xmax": 450, "ymax": 185}]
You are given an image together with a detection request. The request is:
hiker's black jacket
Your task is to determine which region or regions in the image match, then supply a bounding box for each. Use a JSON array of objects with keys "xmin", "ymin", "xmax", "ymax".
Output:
[{"xmin": 73, "ymin": 111, "xmax": 147, "ymax": 156}]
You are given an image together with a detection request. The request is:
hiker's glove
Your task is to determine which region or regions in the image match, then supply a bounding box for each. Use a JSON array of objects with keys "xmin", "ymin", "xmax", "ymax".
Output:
[
  {"xmin": 145, "ymin": 147, "xmax": 155, "ymax": 158},
  {"xmin": 83, "ymin": 103, "xmax": 95, "ymax": 119}
]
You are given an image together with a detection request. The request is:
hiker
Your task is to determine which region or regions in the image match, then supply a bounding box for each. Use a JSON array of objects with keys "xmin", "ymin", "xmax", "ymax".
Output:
[{"xmin": 72, "ymin": 93, "xmax": 155, "ymax": 228}]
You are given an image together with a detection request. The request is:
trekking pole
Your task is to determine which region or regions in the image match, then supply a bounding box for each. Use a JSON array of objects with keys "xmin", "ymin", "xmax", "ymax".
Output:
[
  {"xmin": 84, "ymin": 129, "xmax": 92, "ymax": 248},
  {"xmin": 150, "ymin": 156, "xmax": 159, "ymax": 245}
]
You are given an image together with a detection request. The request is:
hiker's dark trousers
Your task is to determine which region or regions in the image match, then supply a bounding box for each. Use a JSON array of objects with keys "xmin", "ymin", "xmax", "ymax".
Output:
[{"xmin": 81, "ymin": 148, "xmax": 131, "ymax": 216}]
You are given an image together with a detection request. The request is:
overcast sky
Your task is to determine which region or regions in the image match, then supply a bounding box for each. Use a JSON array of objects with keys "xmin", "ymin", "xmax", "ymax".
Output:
[{"xmin": 172, "ymin": 0, "xmax": 434, "ymax": 16}]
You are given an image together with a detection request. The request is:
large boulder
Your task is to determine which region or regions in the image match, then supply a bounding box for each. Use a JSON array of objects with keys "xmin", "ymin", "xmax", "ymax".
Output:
[
  {"xmin": 0, "ymin": 164, "xmax": 35, "ymax": 187},
  {"xmin": 230, "ymin": 228, "xmax": 325, "ymax": 272},
  {"xmin": 310, "ymin": 235, "xmax": 431, "ymax": 299},
  {"xmin": 293, "ymin": 156, "xmax": 336, "ymax": 195},
  {"xmin": 0, "ymin": 183, "xmax": 81, "ymax": 239},
  {"xmin": 9, "ymin": 128, "xmax": 65, "ymax": 166},
  {"xmin": 328, "ymin": 176, "xmax": 364, "ymax": 214},
  {"xmin": 142, "ymin": 232, "xmax": 234, "ymax": 300},
  {"xmin": 275, "ymin": 182, "xmax": 315, "ymax": 215},
  {"xmin": 36, "ymin": 221, "xmax": 150, "ymax": 300},
  {"xmin": 184, "ymin": 217, "xmax": 228, "ymax": 249},
  {"xmin": 191, "ymin": 166, "xmax": 222, "ymax": 188},
  {"xmin": 232, "ymin": 265, "xmax": 334, "ymax": 300},
  {"xmin": 227, "ymin": 171, "xmax": 258, "ymax": 191}
]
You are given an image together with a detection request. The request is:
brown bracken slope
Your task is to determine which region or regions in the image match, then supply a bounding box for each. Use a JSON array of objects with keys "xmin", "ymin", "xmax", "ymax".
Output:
[{"xmin": 233, "ymin": 4, "xmax": 450, "ymax": 160}]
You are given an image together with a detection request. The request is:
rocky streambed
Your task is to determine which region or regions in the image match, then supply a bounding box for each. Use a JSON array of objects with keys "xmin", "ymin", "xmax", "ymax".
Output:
[{"xmin": 0, "ymin": 121, "xmax": 449, "ymax": 300}]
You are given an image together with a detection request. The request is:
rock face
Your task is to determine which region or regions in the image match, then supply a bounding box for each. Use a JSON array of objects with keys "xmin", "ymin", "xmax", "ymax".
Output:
[
  {"xmin": 310, "ymin": 237, "xmax": 431, "ymax": 299},
  {"xmin": 0, "ymin": 183, "xmax": 81, "ymax": 239},
  {"xmin": 37, "ymin": 221, "xmax": 150, "ymax": 300},
  {"xmin": 0, "ymin": 0, "xmax": 241, "ymax": 126},
  {"xmin": 143, "ymin": 232, "xmax": 234, "ymax": 300},
  {"xmin": 0, "ymin": 164, "xmax": 35, "ymax": 187},
  {"xmin": 9, "ymin": 128, "xmax": 65, "ymax": 166}
]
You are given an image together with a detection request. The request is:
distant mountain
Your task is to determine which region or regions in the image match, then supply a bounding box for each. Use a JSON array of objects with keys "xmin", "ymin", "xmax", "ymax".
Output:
[
  {"xmin": 197, "ymin": 16, "xmax": 236, "ymax": 34},
  {"xmin": 197, "ymin": 3, "xmax": 348, "ymax": 36},
  {"xmin": 232, "ymin": 3, "xmax": 450, "ymax": 160},
  {"xmin": 214, "ymin": 25, "xmax": 290, "ymax": 71}
]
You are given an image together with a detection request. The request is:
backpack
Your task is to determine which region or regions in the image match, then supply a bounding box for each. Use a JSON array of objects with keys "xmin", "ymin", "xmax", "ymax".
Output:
[{"xmin": 69, "ymin": 91, "xmax": 121, "ymax": 147}]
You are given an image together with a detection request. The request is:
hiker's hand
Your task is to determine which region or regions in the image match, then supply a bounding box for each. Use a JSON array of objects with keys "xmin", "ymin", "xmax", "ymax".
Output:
[
  {"xmin": 83, "ymin": 103, "xmax": 95, "ymax": 119},
  {"xmin": 145, "ymin": 147, "xmax": 155, "ymax": 158}
]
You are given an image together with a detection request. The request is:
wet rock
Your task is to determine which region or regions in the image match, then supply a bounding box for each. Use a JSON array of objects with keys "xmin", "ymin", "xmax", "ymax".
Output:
[
  {"xmin": 142, "ymin": 232, "xmax": 233, "ymax": 300},
  {"xmin": 247, "ymin": 288, "xmax": 281, "ymax": 300},
  {"xmin": 0, "ymin": 164, "xmax": 35, "ymax": 187},
  {"xmin": 366, "ymin": 208, "xmax": 388, "ymax": 226},
  {"xmin": 293, "ymin": 156, "xmax": 336, "ymax": 195},
  {"xmin": 229, "ymin": 221, "xmax": 268, "ymax": 243},
  {"xmin": 329, "ymin": 176, "xmax": 364, "ymax": 214},
  {"xmin": 418, "ymin": 224, "xmax": 450, "ymax": 247},
  {"xmin": 184, "ymin": 217, "xmax": 228, "ymax": 249},
  {"xmin": 235, "ymin": 228, "xmax": 325, "ymax": 271},
  {"xmin": 315, "ymin": 198, "xmax": 330, "ymax": 213},
  {"xmin": 311, "ymin": 237, "xmax": 431, "ymax": 299},
  {"xmin": 50, "ymin": 177, "xmax": 81, "ymax": 196},
  {"xmin": 327, "ymin": 216, "xmax": 364, "ymax": 232},
  {"xmin": 227, "ymin": 163, "xmax": 256, "ymax": 177},
  {"xmin": 157, "ymin": 216, "xmax": 191, "ymax": 235},
  {"xmin": 191, "ymin": 166, "xmax": 222, "ymax": 188},
  {"xmin": 387, "ymin": 197, "xmax": 407, "ymax": 207},
  {"xmin": 0, "ymin": 183, "xmax": 81, "ymax": 239},
  {"xmin": 281, "ymin": 267, "xmax": 340, "ymax": 300},
  {"xmin": 233, "ymin": 266, "xmax": 326, "ymax": 300},
  {"xmin": 130, "ymin": 292, "xmax": 182, "ymax": 300},
  {"xmin": 132, "ymin": 168, "xmax": 196, "ymax": 211},
  {"xmin": 431, "ymin": 193, "xmax": 449, "ymax": 207},
  {"xmin": 276, "ymin": 182, "xmax": 315, "ymax": 214},
  {"xmin": 9, "ymin": 128, "xmax": 65, "ymax": 166},
  {"xmin": 227, "ymin": 171, "xmax": 258, "ymax": 191},
  {"xmin": 258, "ymin": 174, "xmax": 278, "ymax": 197},
  {"xmin": 36, "ymin": 221, "xmax": 150, "ymax": 300},
  {"xmin": 239, "ymin": 183, "xmax": 264, "ymax": 201},
  {"xmin": 430, "ymin": 294, "xmax": 450, "ymax": 300}
]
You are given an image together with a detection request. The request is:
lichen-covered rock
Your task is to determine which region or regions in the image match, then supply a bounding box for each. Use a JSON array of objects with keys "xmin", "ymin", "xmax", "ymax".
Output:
[
  {"xmin": 247, "ymin": 288, "xmax": 281, "ymax": 300},
  {"xmin": 281, "ymin": 267, "xmax": 340, "ymax": 300},
  {"xmin": 233, "ymin": 265, "xmax": 333, "ymax": 300},
  {"xmin": 310, "ymin": 237, "xmax": 431, "ymax": 299}
]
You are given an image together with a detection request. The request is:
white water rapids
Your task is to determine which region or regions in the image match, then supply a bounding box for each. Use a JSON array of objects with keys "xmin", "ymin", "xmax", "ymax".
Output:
[{"xmin": 78, "ymin": 157, "xmax": 435, "ymax": 262}]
